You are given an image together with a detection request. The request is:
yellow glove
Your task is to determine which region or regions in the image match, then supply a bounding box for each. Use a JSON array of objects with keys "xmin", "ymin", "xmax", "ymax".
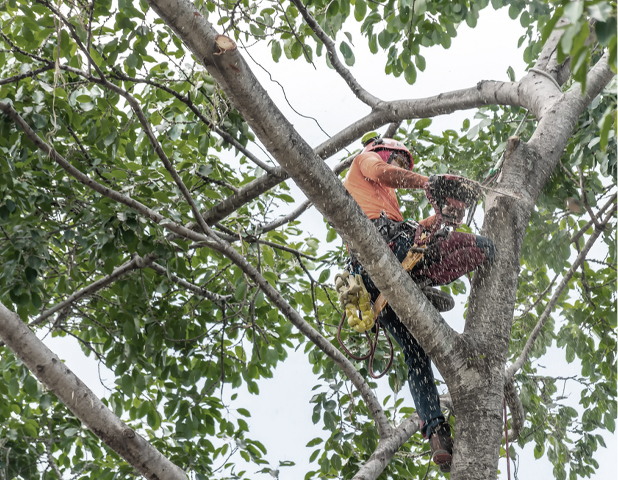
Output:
[{"xmin": 335, "ymin": 272, "xmax": 374, "ymax": 333}]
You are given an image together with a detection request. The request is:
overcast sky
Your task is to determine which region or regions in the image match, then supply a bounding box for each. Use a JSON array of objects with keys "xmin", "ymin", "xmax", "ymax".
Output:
[{"xmin": 42, "ymin": 5, "xmax": 616, "ymax": 480}]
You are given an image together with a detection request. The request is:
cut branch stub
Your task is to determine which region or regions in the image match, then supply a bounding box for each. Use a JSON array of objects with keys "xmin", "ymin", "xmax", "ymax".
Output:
[{"xmin": 215, "ymin": 35, "xmax": 237, "ymax": 55}]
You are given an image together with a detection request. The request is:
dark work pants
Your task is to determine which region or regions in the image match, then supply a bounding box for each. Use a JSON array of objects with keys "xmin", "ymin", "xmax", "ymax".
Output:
[{"xmin": 352, "ymin": 228, "xmax": 495, "ymax": 437}]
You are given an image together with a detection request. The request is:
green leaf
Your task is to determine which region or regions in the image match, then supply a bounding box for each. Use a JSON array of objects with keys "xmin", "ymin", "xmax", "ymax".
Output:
[
  {"xmin": 126, "ymin": 53, "xmax": 139, "ymax": 69},
  {"xmin": 414, "ymin": 55, "xmax": 426, "ymax": 72},
  {"xmin": 64, "ymin": 427, "xmax": 79, "ymax": 437},
  {"xmin": 31, "ymin": 113, "xmax": 47, "ymax": 129},
  {"xmin": 306, "ymin": 437, "xmax": 323, "ymax": 447},
  {"xmin": 587, "ymin": 2, "xmax": 613, "ymax": 22},
  {"xmin": 104, "ymin": 130, "xmax": 117, "ymax": 147},
  {"xmin": 354, "ymin": 0, "xmax": 367, "ymax": 21},
  {"xmin": 339, "ymin": 41, "xmax": 355, "ymax": 66},
  {"xmin": 237, "ymin": 408, "xmax": 251, "ymax": 417},
  {"xmin": 235, "ymin": 280, "xmax": 247, "ymax": 300},
  {"xmin": 604, "ymin": 413, "xmax": 615, "ymax": 433},
  {"xmin": 24, "ymin": 375, "xmax": 38, "ymax": 397},
  {"xmin": 564, "ymin": 0, "xmax": 584, "ymax": 23},
  {"xmin": 147, "ymin": 409, "xmax": 161, "ymax": 429},
  {"xmin": 595, "ymin": 17, "xmax": 617, "ymax": 47},
  {"xmin": 318, "ymin": 269, "xmax": 330, "ymax": 283},
  {"xmin": 309, "ymin": 449, "xmax": 320, "ymax": 462},
  {"xmin": 507, "ymin": 66, "xmax": 516, "ymax": 82},
  {"xmin": 508, "ymin": 4, "xmax": 521, "ymax": 19},
  {"xmin": 31, "ymin": 292, "xmax": 42, "ymax": 309},
  {"xmin": 169, "ymin": 124, "xmax": 182, "ymax": 141},
  {"xmin": 415, "ymin": 118, "xmax": 431, "ymax": 130},
  {"xmin": 599, "ymin": 108, "xmax": 615, "ymax": 151},
  {"xmin": 271, "ymin": 41, "xmax": 282, "ymax": 62},
  {"xmin": 24, "ymin": 266, "xmax": 37, "ymax": 283},
  {"xmin": 404, "ymin": 63, "xmax": 417, "ymax": 85}
]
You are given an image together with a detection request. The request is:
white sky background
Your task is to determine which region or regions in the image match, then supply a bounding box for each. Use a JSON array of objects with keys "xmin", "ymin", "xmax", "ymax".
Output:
[{"xmin": 41, "ymin": 5, "xmax": 616, "ymax": 480}]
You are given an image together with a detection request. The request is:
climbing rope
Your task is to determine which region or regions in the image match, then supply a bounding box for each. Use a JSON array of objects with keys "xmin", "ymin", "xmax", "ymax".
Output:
[{"xmin": 336, "ymin": 311, "xmax": 393, "ymax": 379}]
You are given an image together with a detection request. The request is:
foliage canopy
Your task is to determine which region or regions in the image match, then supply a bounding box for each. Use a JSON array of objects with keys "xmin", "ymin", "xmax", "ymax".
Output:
[{"xmin": 0, "ymin": 0, "xmax": 615, "ymax": 479}]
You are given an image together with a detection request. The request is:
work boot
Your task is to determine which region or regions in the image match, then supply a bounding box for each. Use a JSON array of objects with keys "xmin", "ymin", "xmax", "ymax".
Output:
[
  {"xmin": 429, "ymin": 422, "xmax": 454, "ymax": 472},
  {"xmin": 420, "ymin": 286, "xmax": 455, "ymax": 312}
]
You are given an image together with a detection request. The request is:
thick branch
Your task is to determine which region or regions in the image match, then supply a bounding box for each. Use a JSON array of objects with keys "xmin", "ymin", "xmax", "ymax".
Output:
[
  {"xmin": 526, "ymin": 53, "xmax": 614, "ymax": 201},
  {"xmin": 0, "ymin": 301, "xmax": 188, "ymax": 480},
  {"xmin": 0, "ymin": 254, "xmax": 157, "ymax": 348},
  {"xmin": 352, "ymin": 416, "xmax": 422, "ymax": 480},
  {"xmin": 0, "ymin": 99, "xmax": 220, "ymax": 248},
  {"xmin": 259, "ymin": 199, "xmax": 312, "ymax": 232},
  {"xmin": 534, "ymin": 18, "xmax": 569, "ymax": 73},
  {"xmin": 29, "ymin": 254, "xmax": 156, "ymax": 329}
]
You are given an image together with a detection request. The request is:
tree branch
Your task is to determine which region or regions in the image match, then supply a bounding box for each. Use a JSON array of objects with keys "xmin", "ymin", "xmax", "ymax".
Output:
[
  {"xmin": 0, "ymin": 254, "xmax": 157, "ymax": 349},
  {"xmin": 48, "ymin": 17, "xmax": 220, "ymax": 243},
  {"xmin": 108, "ymin": 71, "xmax": 274, "ymax": 172},
  {"xmin": 290, "ymin": 0, "xmax": 381, "ymax": 107},
  {"xmin": 259, "ymin": 199, "xmax": 312, "ymax": 232},
  {"xmin": 505, "ymin": 198, "xmax": 615, "ymax": 381},
  {"xmin": 577, "ymin": 166, "xmax": 603, "ymax": 230},
  {"xmin": 0, "ymin": 301, "xmax": 188, "ymax": 480},
  {"xmin": 504, "ymin": 378, "xmax": 525, "ymax": 441},
  {"xmin": 0, "ymin": 64, "xmax": 55, "ymax": 85},
  {"xmin": 571, "ymin": 192, "xmax": 616, "ymax": 244},
  {"xmin": 147, "ymin": 261, "xmax": 232, "ymax": 302},
  {"xmin": 0, "ymin": 99, "xmax": 221, "ymax": 248},
  {"xmin": 352, "ymin": 415, "xmax": 423, "ymax": 480},
  {"xmin": 384, "ymin": 121, "xmax": 402, "ymax": 138}
]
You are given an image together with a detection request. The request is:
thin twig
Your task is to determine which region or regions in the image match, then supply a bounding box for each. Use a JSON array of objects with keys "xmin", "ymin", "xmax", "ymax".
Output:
[{"xmin": 0, "ymin": 64, "xmax": 55, "ymax": 85}]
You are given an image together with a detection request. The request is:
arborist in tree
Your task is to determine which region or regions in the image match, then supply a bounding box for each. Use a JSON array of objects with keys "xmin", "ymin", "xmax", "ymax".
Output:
[{"xmin": 339, "ymin": 136, "xmax": 495, "ymax": 472}]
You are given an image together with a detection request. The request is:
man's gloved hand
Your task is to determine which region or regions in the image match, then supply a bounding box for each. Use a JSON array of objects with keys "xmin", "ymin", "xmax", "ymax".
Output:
[{"xmin": 426, "ymin": 175, "xmax": 481, "ymax": 223}]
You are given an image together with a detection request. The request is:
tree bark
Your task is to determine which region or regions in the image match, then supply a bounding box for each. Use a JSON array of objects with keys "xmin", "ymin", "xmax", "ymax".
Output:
[{"xmin": 0, "ymin": 301, "xmax": 188, "ymax": 480}]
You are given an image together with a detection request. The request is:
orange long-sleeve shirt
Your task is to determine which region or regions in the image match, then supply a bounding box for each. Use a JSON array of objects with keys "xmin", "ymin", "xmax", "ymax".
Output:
[{"xmin": 343, "ymin": 152, "xmax": 435, "ymax": 227}]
